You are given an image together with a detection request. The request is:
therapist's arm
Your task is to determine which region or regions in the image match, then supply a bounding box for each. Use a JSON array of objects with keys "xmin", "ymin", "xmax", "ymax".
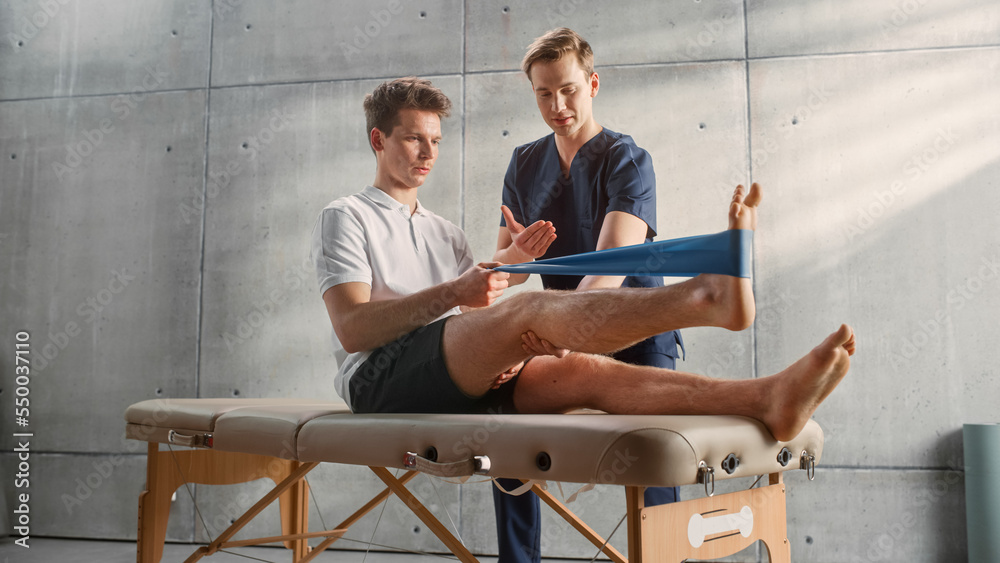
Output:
[{"xmin": 575, "ymin": 210, "xmax": 650, "ymax": 291}]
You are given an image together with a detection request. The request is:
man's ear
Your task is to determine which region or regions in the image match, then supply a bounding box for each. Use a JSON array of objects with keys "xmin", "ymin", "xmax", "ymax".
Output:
[
  {"xmin": 590, "ymin": 72, "xmax": 600, "ymax": 98},
  {"xmin": 370, "ymin": 127, "xmax": 385, "ymax": 152}
]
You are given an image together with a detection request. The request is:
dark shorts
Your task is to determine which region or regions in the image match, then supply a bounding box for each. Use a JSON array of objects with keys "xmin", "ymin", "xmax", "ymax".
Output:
[{"xmin": 348, "ymin": 317, "xmax": 519, "ymax": 415}]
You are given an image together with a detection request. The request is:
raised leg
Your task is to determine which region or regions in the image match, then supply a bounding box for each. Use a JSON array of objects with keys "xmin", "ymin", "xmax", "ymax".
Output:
[{"xmin": 443, "ymin": 184, "xmax": 762, "ymax": 396}]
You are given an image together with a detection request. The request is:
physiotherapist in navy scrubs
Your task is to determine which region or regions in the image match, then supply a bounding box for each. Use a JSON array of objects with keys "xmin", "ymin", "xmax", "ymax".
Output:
[{"xmin": 491, "ymin": 28, "xmax": 685, "ymax": 563}]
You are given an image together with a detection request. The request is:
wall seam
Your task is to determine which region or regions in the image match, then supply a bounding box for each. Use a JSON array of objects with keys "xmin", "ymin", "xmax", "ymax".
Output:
[
  {"xmin": 739, "ymin": 8, "xmax": 763, "ymax": 563},
  {"xmin": 460, "ymin": 2, "xmax": 468, "ymax": 233},
  {"xmin": 741, "ymin": 1, "xmax": 756, "ymax": 387},
  {"xmin": 190, "ymin": 0, "xmax": 217, "ymax": 543},
  {"xmin": 458, "ymin": 0, "xmax": 468, "ymax": 533},
  {"xmin": 4, "ymin": 42, "xmax": 999, "ymax": 104}
]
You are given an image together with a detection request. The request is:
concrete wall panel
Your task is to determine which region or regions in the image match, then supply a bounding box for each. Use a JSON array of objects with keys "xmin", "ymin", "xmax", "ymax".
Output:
[
  {"xmin": 0, "ymin": 452, "xmax": 195, "ymax": 541},
  {"xmin": 197, "ymin": 77, "xmax": 462, "ymax": 400},
  {"xmin": 0, "ymin": 90, "xmax": 205, "ymax": 453},
  {"xmin": 748, "ymin": 0, "xmax": 1000, "ymax": 58},
  {"xmin": 749, "ymin": 48, "xmax": 1000, "ymax": 468},
  {"xmin": 466, "ymin": 0, "xmax": 745, "ymax": 72},
  {"xmin": 784, "ymin": 468, "xmax": 966, "ymax": 562},
  {"xmin": 0, "ymin": 0, "xmax": 210, "ymax": 100},
  {"xmin": 210, "ymin": 0, "xmax": 463, "ymax": 87}
]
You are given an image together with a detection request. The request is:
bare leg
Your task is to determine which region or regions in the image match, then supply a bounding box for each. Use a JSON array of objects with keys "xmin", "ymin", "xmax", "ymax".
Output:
[
  {"xmin": 513, "ymin": 324, "xmax": 855, "ymax": 441},
  {"xmin": 443, "ymin": 184, "xmax": 761, "ymax": 396}
]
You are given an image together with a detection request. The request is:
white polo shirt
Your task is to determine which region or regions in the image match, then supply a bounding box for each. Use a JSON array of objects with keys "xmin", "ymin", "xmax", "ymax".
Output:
[{"xmin": 311, "ymin": 185, "xmax": 474, "ymax": 405}]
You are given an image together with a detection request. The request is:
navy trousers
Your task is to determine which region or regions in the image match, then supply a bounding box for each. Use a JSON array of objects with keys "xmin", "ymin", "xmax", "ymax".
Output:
[{"xmin": 492, "ymin": 352, "xmax": 680, "ymax": 563}]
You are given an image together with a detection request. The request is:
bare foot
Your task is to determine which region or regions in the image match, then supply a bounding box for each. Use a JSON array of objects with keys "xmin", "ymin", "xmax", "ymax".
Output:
[
  {"xmin": 729, "ymin": 183, "xmax": 761, "ymax": 230},
  {"xmin": 762, "ymin": 324, "xmax": 856, "ymax": 441},
  {"xmin": 698, "ymin": 183, "xmax": 762, "ymax": 330}
]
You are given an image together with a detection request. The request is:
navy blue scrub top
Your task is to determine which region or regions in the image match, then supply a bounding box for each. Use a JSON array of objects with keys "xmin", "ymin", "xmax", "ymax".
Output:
[{"xmin": 500, "ymin": 128, "xmax": 684, "ymax": 360}]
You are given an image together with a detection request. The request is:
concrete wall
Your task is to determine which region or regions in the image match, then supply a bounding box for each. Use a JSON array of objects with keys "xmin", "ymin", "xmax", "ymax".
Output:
[{"xmin": 1, "ymin": 1, "xmax": 998, "ymax": 561}]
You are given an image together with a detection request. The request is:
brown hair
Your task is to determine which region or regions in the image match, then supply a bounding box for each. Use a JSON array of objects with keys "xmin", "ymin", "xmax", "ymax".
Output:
[
  {"xmin": 363, "ymin": 77, "xmax": 452, "ymax": 150},
  {"xmin": 521, "ymin": 28, "xmax": 594, "ymax": 80}
]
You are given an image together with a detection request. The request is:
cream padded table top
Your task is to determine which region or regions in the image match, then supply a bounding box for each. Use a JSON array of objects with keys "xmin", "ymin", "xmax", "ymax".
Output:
[{"xmin": 125, "ymin": 398, "xmax": 823, "ymax": 488}]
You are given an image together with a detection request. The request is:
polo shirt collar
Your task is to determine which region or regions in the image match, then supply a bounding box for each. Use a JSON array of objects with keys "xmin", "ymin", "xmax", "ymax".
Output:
[{"xmin": 361, "ymin": 185, "xmax": 426, "ymax": 217}]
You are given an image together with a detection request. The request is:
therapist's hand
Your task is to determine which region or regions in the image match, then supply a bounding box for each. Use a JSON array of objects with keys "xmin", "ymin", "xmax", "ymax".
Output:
[
  {"xmin": 521, "ymin": 330, "xmax": 570, "ymax": 359},
  {"xmin": 491, "ymin": 362, "xmax": 523, "ymax": 389},
  {"xmin": 501, "ymin": 205, "xmax": 557, "ymax": 263}
]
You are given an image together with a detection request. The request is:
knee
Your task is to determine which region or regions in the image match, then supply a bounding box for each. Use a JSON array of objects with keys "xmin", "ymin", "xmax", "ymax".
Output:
[
  {"xmin": 545, "ymin": 351, "xmax": 614, "ymax": 378},
  {"xmin": 502, "ymin": 291, "xmax": 553, "ymax": 323}
]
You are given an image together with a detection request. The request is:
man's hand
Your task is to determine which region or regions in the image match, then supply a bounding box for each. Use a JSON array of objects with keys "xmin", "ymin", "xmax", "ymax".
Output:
[
  {"xmin": 501, "ymin": 205, "xmax": 557, "ymax": 263},
  {"xmin": 452, "ymin": 262, "xmax": 510, "ymax": 308},
  {"xmin": 491, "ymin": 362, "xmax": 524, "ymax": 389},
  {"xmin": 521, "ymin": 330, "xmax": 570, "ymax": 358}
]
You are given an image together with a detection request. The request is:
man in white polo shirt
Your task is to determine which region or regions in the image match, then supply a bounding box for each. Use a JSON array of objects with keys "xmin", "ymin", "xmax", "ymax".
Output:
[{"xmin": 311, "ymin": 77, "xmax": 855, "ymax": 447}]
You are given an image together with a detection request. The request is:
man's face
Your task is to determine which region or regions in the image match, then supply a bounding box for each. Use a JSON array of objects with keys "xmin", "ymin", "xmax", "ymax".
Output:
[
  {"xmin": 374, "ymin": 108, "xmax": 441, "ymax": 191},
  {"xmin": 529, "ymin": 56, "xmax": 598, "ymax": 138}
]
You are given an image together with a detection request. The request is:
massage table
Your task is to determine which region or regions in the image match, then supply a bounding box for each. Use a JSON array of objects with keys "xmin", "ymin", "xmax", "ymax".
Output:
[{"xmin": 125, "ymin": 398, "xmax": 823, "ymax": 562}]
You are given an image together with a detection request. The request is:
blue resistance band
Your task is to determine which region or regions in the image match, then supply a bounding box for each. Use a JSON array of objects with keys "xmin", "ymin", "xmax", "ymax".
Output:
[{"xmin": 494, "ymin": 230, "xmax": 753, "ymax": 278}]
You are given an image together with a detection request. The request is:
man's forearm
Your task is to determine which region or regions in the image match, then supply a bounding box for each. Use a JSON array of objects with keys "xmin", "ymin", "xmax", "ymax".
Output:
[
  {"xmin": 492, "ymin": 246, "xmax": 530, "ymax": 286},
  {"xmin": 336, "ymin": 281, "xmax": 462, "ymax": 353}
]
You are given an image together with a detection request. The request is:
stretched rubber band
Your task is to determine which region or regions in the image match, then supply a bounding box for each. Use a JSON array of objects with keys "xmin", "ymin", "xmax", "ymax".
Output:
[{"xmin": 494, "ymin": 230, "xmax": 752, "ymax": 278}]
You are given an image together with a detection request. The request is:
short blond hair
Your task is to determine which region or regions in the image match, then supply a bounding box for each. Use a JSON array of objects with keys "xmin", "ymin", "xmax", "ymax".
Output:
[{"xmin": 521, "ymin": 28, "xmax": 594, "ymax": 80}]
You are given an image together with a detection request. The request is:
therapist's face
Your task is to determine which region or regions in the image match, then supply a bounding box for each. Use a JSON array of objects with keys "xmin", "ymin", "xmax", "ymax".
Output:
[{"xmin": 528, "ymin": 56, "xmax": 599, "ymax": 138}]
